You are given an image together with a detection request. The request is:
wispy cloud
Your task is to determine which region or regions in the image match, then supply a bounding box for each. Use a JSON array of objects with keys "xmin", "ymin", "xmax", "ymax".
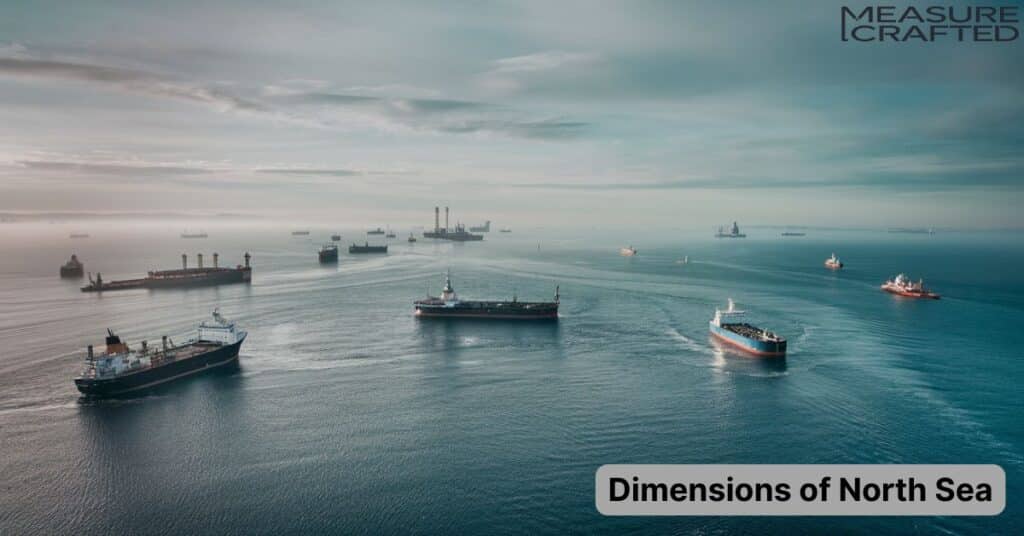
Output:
[
  {"xmin": 15, "ymin": 159, "xmax": 214, "ymax": 176},
  {"xmin": 489, "ymin": 51, "xmax": 599, "ymax": 75},
  {"xmin": 0, "ymin": 57, "xmax": 265, "ymax": 112},
  {"xmin": 266, "ymin": 85, "xmax": 589, "ymax": 139}
]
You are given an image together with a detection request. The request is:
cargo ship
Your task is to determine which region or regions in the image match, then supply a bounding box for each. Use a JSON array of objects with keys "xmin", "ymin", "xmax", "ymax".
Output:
[
  {"xmin": 499, "ymin": 228, "xmax": 511, "ymax": 233},
  {"xmin": 367, "ymin": 227, "xmax": 385, "ymax": 235},
  {"xmin": 81, "ymin": 253, "xmax": 251, "ymax": 292},
  {"xmin": 181, "ymin": 231, "xmax": 208, "ymax": 239},
  {"xmin": 414, "ymin": 272, "xmax": 559, "ymax": 320},
  {"xmin": 349, "ymin": 242, "xmax": 387, "ymax": 254},
  {"xmin": 69, "ymin": 233, "xmax": 90, "ymax": 239},
  {"xmin": 331, "ymin": 234, "xmax": 342, "ymax": 242},
  {"xmin": 620, "ymin": 246, "xmax": 637, "ymax": 256},
  {"xmin": 715, "ymin": 221, "xmax": 746, "ymax": 238},
  {"xmin": 881, "ymin": 274, "xmax": 940, "ymax": 299},
  {"xmin": 292, "ymin": 230, "xmax": 310, "ymax": 236},
  {"xmin": 422, "ymin": 207, "xmax": 484, "ymax": 241},
  {"xmin": 709, "ymin": 299, "xmax": 786, "ymax": 357},
  {"xmin": 469, "ymin": 221, "xmax": 491, "ymax": 232},
  {"xmin": 825, "ymin": 253, "xmax": 843, "ymax": 270},
  {"xmin": 74, "ymin": 311, "xmax": 246, "ymax": 397},
  {"xmin": 318, "ymin": 244, "xmax": 339, "ymax": 263},
  {"xmin": 781, "ymin": 232, "xmax": 806, "ymax": 237},
  {"xmin": 60, "ymin": 254, "xmax": 84, "ymax": 278}
]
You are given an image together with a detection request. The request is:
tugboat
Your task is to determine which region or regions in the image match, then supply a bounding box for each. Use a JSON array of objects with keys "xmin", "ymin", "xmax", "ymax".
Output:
[
  {"xmin": 74, "ymin": 310, "xmax": 246, "ymax": 397},
  {"xmin": 60, "ymin": 254, "xmax": 84, "ymax": 278},
  {"xmin": 709, "ymin": 299, "xmax": 786, "ymax": 357},
  {"xmin": 318, "ymin": 244, "xmax": 339, "ymax": 263},
  {"xmin": 349, "ymin": 242, "xmax": 388, "ymax": 254},
  {"xmin": 331, "ymin": 233, "xmax": 341, "ymax": 242},
  {"xmin": 408, "ymin": 233, "xmax": 417, "ymax": 243},
  {"xmin": 881, "ymin": 274, "xmax": 940, "ymax": 299},
  {"xmin": 414, "ymin": 272, "xmax": 559, "ymax": 320},
  {"xmin": 385, "ymin": 228, "xmax": 397, "ymax": 239},
  {"xmin": 715, "ymin": 221, "xmax": 746, "ymax": 238},
  {"xmin": 825, "ymin": 253, "xmax": 843, "ymax": 270},
  {"xmin": 620, "ymin": 246, "xmax": 638, "ymax": 256}
]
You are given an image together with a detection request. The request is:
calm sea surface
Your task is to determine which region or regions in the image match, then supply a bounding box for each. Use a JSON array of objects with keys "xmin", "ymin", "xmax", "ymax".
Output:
[{"xmin": 1, "ymin": 223, "xmax": 1021, "ymax": 534}]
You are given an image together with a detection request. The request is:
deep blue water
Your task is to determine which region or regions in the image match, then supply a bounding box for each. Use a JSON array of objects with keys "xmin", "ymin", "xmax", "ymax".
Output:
[{"xmin": 0, "ymin": 223, "xmax": 1021, "ymax": 534}]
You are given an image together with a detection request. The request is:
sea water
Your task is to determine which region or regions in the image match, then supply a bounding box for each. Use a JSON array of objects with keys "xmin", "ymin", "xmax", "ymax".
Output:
[{"xmin": 0, "ymin": 223, "xmax": 1021, "ymax": 534}]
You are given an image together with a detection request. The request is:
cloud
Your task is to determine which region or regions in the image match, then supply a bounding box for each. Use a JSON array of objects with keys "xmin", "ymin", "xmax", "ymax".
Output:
[
  {"xmin": 488, "ymin": 51, "xmax": 599, "ymax": 75},
  {"xmin": 0, "ymin": 57, "xmax": 266, "ymax": 112},
  {"xmin": 255, "ymin": 168, "xmax": 361, "ymax": 177},
  {"xmin": 479, "ymin": 51, "xmax": 601, "ymax": 93},
  {"xmin": 267, "ymin": 86, "xmax": 588, "ymax": 139},
  {"xmin": 15, "ymin": 159, "xmax": 214, "ymax": 176}
]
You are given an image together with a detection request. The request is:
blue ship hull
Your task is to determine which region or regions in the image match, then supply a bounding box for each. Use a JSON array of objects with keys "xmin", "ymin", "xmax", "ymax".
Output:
[{"xmin": 709, "ymin": 322, "xmax": 786, "ymax": 357}]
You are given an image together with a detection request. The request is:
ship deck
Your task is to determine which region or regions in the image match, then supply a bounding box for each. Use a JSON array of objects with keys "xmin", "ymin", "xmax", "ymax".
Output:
[{"xmin": 721, "ymin": 322, "xmax": 783, "ymax": 342}]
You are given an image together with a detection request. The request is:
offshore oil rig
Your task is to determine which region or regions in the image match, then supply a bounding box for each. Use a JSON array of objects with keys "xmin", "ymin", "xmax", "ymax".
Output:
[
  {"xmin": 423, "ymin": 206, "xmax": 483, "ymax": 242},
  {"xmin": 82, "ymin": 253, "xmax": 251, "ymax": 292}
]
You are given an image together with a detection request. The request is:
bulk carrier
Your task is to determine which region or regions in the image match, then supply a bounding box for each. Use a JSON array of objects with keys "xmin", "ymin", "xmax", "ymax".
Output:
[
  {"xmin": 74, "ymin": 311, "xmax": 246, "ymax": 397},
  {"xmin": 709, "ymin": 299, "xmax": 786, "ymax": 357},
  {"xmin": 414, "ymin": 272, "xmax": 559, "ymax": 320},
  {"xmin": 81, "ymin": 253, "xmax": 251, "ymax": 292}
]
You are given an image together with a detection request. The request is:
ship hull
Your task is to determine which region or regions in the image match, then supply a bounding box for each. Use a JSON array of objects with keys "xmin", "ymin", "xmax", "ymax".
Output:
[
  {"xmin": 81, "ymin": 267, "xmax": 251, "ymax": 292},
  {"xmin": 75, "ymin": 336, "xmax": 244, "ymax": 397},
  {"xmin": 709, "ymin": 323, "xmax": 786, "ymax": 357},
  {"xmin": 415, "ymin": 304, "xmax": 558, "ymax": 320},
  {"xmin": 60, "ymin": 267, "xmax": 84, "ymax": 278},
  {"xmin": 881, "ymin": 286, "xmax": 940, "ymax": 299}
]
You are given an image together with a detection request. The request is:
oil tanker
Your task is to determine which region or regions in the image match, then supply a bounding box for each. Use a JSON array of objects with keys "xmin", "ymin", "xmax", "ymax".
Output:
[
  {"xmin": 74, "ymin": 311, "xmax": 246, "ymax": 397},
  {"xmin": 709, "ymin": 299, "xmax": 786, "ymax": 356},
  {"xmin": 81, "ymin": 253, "xmax": 251, "ymax": 292},
  {"xmin": 414, "ymin": 272, "xmax": 559, "ymax": 320}
]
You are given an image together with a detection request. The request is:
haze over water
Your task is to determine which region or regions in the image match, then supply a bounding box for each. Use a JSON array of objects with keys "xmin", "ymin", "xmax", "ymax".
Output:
[{"xmin": 0, "ymin": 223, "xmax": 1021, "ymax": 534}]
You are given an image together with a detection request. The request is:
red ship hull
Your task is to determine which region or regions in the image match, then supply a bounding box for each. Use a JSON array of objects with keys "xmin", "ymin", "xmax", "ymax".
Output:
[{"xmin": 881, "ymin": 286, "xmax": 940, "ymax": 299}]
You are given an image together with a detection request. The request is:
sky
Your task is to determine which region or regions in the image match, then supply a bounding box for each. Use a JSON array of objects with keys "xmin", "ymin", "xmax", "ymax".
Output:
[{"xmin": 0, "ymin": 0, "xmax": 1022, "ymax": 228}]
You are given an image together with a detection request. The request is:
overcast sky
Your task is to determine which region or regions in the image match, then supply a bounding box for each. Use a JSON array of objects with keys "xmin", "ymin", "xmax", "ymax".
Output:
[{"xmin": 1, "ymin": 1, "xmax": 1021, "ymax": 228}]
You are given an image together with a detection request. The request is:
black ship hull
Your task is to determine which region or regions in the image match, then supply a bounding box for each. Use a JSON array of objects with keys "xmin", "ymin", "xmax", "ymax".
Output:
[
  {"xmin": 60, "ymin": 267, "xmax": 84, "ymax": 278},
  {"xmin": 75, "ymin": 337, "xmax": 244, "ymax": 397},
  {"xmin": 349, "ymin": 245, "xmax": 388, "ymax": 254},
  {"xmin": 82, "ymin": 267, "xmax": 251, "ymax": 292},
  {"xmin": 414, "ymin": 303, "xmax": 558, "ymax": 320}
]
